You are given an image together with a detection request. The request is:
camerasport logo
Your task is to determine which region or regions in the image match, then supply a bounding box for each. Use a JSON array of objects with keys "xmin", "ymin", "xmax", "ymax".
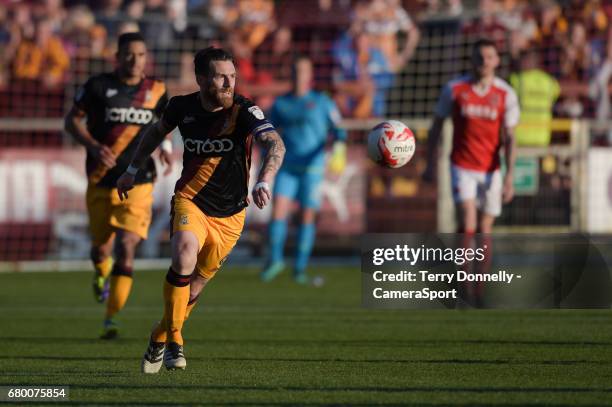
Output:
[
  {"xmin": 184, "ymin": 138, "xmax": 234, "ymax": 154},
  {"xmin": 105, "ymin": 107, "xmax": 154, "ymax": 124}
]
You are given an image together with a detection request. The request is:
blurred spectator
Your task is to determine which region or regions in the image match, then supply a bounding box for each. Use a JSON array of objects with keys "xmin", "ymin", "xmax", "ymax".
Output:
[
  {"xmin": 96, "ymin": 0, "xmax": 124, "ymax": 41},
  {"xmin": 563, "ymin": 0, "xmax": 607, "ymax": 35},
  {"xmin": 254, "ymin": 26, "xmax": 294, "ymax": 82},
  {"xmin": 332, "ymin": 27, "xmax": 394, "ymax": 118},
  {"xmin": 276, "ymin": 0, "xmax": 352, "ymax": 27},
  {"xmin": 135, "ymin": 0, "xmax": 187, "ymax": 49},
  {"xmin": 227, "ymin": 31, "xmax": 256, "ymax": 89},
  {"xmin": 176, "ymin": 51, "xmax": 196, "ymax": 88},
  {"xmin": 534, "ymin": 1, "xmax": 565, "ymax": 76},
  {"xmin": 589, "ymin": 28, "xmax": 612, "ymax": 141},
  {"xmin": 497, "ymin": 0, "xmax": 523, "ymax": 31},
  {"xmin": 560, "ymin": 22, "xmax": 590, "ymax": 81},
  {"xmin": 117, "ymin": 21, "xmax": 141, "ymax": 36},
  {"xmin": 510, "ymin": 48, "xmax": 560, "ymax": 146},
  {"xmin": 208, "ymin": 0, "xmax": 239, "ymax": 31},
  {"xmin": 554, "ymin": 18, "xmax": 592, "ymax": 118},
  {"xmin": 0, "ymin": 4, "xmax": 21, "ymax": 89},
  {"xmin": 12, "ymin": 18, "xmax": 70, "ymax": 88},
  {"xmin": 140, "ymin": 0, "xmax": 174, "ymax": 49},
  {"xmin": 187, "ymin": 0, "xmax": 235, "ymax": 39},
  {"xmin": 37, "ymin": 0, "xmax": 67, "ymax": 34},
  {"xmin": 236, "ymin": 0, "xmax": 275, "ymax": 50},
  {"xmin": 499, "ymin": 1, "xmax": 538, "ymax": 58},
  {"xmin": 582, "ymin": 0, "xmax": 608, "ymax": 36},
  {"xmin": 537, "ymin": 1, "xmax": 567, "ymax": 42},
  {"xmin": 63, "ymin": 5, "xmax": 107, "ymax": 59},
  {"xmin": 357, "ymin": 0, "xmax": 420, "ymax": 72},
  {"xmin": 462, "ymin": 0, "xmax": 508, "ymax": 50},
  {"xmin": 125, "ymin": 0, "xmax": 145, "ymax": 22},
  {"xmin": 144, "ymin": 0, "xmax": 165, "ymax": 17},
  {"xmin": 1, "ymin": 0, "xmax": 611, "ymax": 123},
  {"xmin": 167, "ymin": 0, "xmax": 188, "ymax": 35},
  {"xmin": 423, "ymin": 0, "xmax": 463, "ymax": 16},
  {"xmin": 13, "ymin": 2, "xmax": 35, "ymax": 39},
  {"xmin": 93, "ymin": 20, "xmax": 139, "ymax": 58}
]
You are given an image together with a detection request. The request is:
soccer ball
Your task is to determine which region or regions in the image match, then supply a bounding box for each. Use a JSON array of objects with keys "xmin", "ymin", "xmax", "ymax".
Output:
[{"xmin": 367, "ymin": 120, "xmax": 416, "ymax": 169}]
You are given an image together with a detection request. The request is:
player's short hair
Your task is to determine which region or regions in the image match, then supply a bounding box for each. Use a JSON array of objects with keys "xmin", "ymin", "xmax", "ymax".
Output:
[
  {"xmin": 472, "ymin": 38, "xmax": 497, "ymax": 53},
  {"xmin": 194, "ymin": 47, "xmax": 234, "ymax": 77},
  {"xmin": 117, "ymin": 32, "xmax": 145, "ymax": 50},
  {"xmin": 291, "ymin": 54, "xmax": 313, "ymax": 79}
]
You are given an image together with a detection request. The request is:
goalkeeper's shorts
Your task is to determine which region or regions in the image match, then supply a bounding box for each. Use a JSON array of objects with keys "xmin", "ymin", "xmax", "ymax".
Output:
[
  {"xmin": 274, "ymin": 167, "xmax": 324, "ymax": 209},
  {"xmin": 170, "ymin": 195, "xmax": 245, "ymax": 280},
  {"xmin": 86, "ymin": 182, "xmax": 153, "ymax": 245}
]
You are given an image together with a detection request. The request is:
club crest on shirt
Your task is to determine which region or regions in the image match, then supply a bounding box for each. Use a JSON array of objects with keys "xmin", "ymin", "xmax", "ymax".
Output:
[
  {"xmin": 180, "ymin": 215, "xmax": 188, "ymax": 225},
  {"xmin": 248, "ymin": 105, "xmax": 265, "ymax": 120}
]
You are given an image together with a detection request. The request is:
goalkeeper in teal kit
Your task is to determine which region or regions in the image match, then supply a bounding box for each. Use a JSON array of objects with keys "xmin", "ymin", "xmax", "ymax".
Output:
[{"xmin": 260, "ymin": 56, "xmax": 347, "ymax": 284}]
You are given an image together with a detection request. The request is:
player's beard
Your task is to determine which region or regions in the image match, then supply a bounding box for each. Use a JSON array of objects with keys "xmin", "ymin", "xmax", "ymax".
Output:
[{"xmin": 209, "ymin": 87, "xmax": 234, "ymax": 109}]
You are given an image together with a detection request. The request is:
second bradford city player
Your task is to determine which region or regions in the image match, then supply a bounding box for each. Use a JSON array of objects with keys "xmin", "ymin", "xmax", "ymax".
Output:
[{"xmin": 64, "ymin": 32, "xmax": 173, "ymax": 338}]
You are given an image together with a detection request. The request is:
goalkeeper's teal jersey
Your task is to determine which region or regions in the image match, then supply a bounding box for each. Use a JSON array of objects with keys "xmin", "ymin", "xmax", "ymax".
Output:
[{"xmin": 269, "ymin": 90, "xmax": 346, "ymax": 172}]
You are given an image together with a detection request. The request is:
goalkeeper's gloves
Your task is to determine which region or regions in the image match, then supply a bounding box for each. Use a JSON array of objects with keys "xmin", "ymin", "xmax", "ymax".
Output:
[{"xmin": 328, "ymin": 141, "xmax": 347, "ymax": 175}]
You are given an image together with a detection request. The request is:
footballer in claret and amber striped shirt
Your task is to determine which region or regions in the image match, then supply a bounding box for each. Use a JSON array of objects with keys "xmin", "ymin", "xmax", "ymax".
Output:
[
  {"xmin": 116, "ymin": 47, "xmax": 285, "ymax": 373},
  {"xmin": 163, "ymin": 92, "xmax": 275, "ymax": 218},
  {"xmin": 75, "ymin": 71, "xmax": 167, "ymax": 186},
  {"xmin": 65, "ymin": 32, "xmax": 173, "ymax": 339}
]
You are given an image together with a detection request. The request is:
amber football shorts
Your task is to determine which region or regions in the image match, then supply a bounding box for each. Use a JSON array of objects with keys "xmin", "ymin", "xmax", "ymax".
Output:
[
  {"xmin": 170, "ymin": 196, "xmax": 246, "ymax": 280},
  {"xmin": 86, "ymin": 183, "xmax": 154, "ymax": 246}
]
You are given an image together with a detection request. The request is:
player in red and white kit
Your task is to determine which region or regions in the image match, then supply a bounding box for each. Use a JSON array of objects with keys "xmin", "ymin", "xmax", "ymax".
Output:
[
  {"xmin": 424, "ymin": 38, "xmax": 520, "ymax": 234},
  {"xmin": 423, "ymin": 38, "xmax": 519, "ymax": 307}
]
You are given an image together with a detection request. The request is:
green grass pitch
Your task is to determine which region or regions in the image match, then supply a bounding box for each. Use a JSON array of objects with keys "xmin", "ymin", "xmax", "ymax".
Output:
[{"xmin": 1, "ymin": 266, "xmax": 611, "ymax": 406}]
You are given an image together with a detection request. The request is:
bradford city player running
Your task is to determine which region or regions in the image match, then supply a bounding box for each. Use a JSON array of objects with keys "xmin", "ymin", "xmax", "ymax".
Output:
[
  {"xmin": 116, "ymin": 47, "xmax": 285, "ymax": 372},
  {"xmin": 65, "ymin": 32, "xmax": 173, "ymax": 338},
  {"xmin": 423, "ymin": 38, "xmax": 520, "ymax": 306}
]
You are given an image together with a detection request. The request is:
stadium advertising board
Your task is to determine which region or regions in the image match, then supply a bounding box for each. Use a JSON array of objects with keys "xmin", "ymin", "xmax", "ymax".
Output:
[{"xmin": 0, "ymin": 147, "xmax": 365, "ymax": 260}]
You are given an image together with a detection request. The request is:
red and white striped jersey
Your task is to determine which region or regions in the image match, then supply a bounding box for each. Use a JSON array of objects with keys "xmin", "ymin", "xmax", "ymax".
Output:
[{"xmin": 434, "ymin": 75, "xmax": 520, "ymax": 172}]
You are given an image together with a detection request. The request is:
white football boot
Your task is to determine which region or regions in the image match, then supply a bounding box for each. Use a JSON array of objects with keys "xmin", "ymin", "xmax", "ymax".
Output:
[
  {"xmin": 164, "ymin": 342, "xmax": 187, "ymax": 370},
  {"xmin": 141, "ymin": 338, "xmax": 166, "ymax": 374}
]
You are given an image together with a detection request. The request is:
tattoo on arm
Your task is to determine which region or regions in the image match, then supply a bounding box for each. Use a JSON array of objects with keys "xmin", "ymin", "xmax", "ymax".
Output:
[
  {"xmin": 131, "ymin": 120, "xmax": 174, "ymax": 168},
  {"xmin": 256, "ymin": 130, "xmax": 285, "ymax": 182}
]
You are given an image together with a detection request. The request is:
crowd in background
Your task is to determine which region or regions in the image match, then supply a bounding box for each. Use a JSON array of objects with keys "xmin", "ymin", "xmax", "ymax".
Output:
[{"xmin": 0, "ymin": 0, "xmax": 612, "ymax": 123}]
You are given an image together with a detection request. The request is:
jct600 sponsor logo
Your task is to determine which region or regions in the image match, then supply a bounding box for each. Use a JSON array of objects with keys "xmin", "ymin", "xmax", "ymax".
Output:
[
  {"xmin": 105, "ymin": 107, "xmax": 154, "ymax": 124},
  {"xmin": 184, "ymin": 138, "xmax": 234, "ymax": 154}
]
